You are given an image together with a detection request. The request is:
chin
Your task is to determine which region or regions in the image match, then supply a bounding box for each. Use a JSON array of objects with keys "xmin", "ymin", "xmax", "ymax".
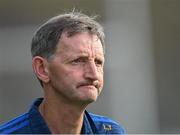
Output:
[
  {"xmin": 74, "ymin": 88, "xmax": 99, "ymax": 104},
  {"xmin": 82, "ymin": 95, "xmax": 98, "ymax": 104}
]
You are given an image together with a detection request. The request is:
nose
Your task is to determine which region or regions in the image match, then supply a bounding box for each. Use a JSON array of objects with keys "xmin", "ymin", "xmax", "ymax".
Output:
[{"xmin": 84, "ymin": 61, "xmax": 99, "ymax": 81}]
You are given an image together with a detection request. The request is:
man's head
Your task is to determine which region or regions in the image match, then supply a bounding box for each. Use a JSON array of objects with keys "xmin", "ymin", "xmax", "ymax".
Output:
[
  {"xmin": 31, "ymin": 11, "xmax": 105, "ymax": 59},
  {"xmin": 31, "ymin": 11, "xmax": 105, "ymax": 104}
]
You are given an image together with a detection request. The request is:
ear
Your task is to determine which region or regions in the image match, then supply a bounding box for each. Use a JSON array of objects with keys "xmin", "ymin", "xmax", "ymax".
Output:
[{"xmin": 32, "ymin": 56, "xmax": 50, "ymax": 83}]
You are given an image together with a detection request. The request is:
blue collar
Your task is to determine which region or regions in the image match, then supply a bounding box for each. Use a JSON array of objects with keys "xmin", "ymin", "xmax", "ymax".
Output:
[{"xmin": 28, "ymin": 98, "xmax": 98, "ymax": 134}]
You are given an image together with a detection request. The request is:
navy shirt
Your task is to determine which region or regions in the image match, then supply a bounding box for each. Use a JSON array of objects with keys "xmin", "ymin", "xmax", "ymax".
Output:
[{"xmin": 0, "ymin": 98, "xmax": 125, "ymax": 134}]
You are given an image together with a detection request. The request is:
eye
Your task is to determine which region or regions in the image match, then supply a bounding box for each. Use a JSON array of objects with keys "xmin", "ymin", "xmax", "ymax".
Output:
[
  {"xmin": 71, "ymin": 57, "xmax": 87, "ymax": 65},
  {"xmin": 95, "ymin": 59, "xmax": 103, "ymax": 66}
]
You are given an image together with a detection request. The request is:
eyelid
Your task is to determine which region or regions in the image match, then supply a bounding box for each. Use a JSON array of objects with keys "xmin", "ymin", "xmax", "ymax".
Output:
[{"xmin": 71, "ymin": 57, "xmax": 87, "ymax": 63}]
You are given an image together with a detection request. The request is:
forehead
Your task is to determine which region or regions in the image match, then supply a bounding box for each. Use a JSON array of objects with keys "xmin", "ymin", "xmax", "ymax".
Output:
[{"xmin": 56, "ymin": 32, "xmax": 104, "ymax": 55}]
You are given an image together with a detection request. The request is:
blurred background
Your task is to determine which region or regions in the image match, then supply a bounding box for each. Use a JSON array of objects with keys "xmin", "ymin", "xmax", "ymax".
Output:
[{"xmin": 0, "ymin": 0, "xmax": 180, "ymax": 133}]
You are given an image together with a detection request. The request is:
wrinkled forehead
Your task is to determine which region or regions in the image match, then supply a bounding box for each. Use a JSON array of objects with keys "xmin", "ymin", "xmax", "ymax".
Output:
[
  {"xmin": 57, "ymin": 32, "xmax": 104, "ymax": 55},
  {"xmin": 60, "ymin": 31, "xmax": 104, "ymax": 50}
]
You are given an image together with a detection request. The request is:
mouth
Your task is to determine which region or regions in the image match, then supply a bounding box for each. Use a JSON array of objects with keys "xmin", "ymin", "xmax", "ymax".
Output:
[
  {"xmin": 80, "ymin": 85, "xmax": 96, "ymax": 89},
  {"xmin": 77, "ymin": 83, "xmax": 98, "ymax": 89},
  {"xmin": 77, "ymin": 82, "xmax": 101, "ymax": 95}
]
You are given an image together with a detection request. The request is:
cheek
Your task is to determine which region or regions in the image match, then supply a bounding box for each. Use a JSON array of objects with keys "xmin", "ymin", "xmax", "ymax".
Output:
[
  {"xmin": 98, "ymin": 67, "xmax": 104, "ymax": 77},
  {"xmin": 49, "ymin": 66, "xmax": 70, "ymax": 85},
  {"xmin": 100, "ymin": 75, "xmax": 104, "ymax": 85},
  {"xmin": 98, "ymin": 68, "xmax": 104, "ymax": 84},
  {"xmin": 50, "ymin": 70, "xmax": 77, "ymax": 90},
  {"xmin": 59, "ymin": 69, "xmax": 82, "ymax": 83}
]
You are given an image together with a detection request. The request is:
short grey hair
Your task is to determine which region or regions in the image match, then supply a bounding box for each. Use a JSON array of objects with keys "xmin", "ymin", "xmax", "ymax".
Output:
[{"xmin": 31, "ymin": 11, "xmax": 105, "ymax": 59}]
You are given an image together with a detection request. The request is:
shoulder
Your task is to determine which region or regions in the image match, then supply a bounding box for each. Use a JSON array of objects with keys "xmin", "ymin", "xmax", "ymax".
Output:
[
  {"xmin": 89, "ymin": 112, "xmax": 125, "ymax": 134},
  {"xmin": 0, "ymin": 113, "xmax": 31, "ymax": 134}
]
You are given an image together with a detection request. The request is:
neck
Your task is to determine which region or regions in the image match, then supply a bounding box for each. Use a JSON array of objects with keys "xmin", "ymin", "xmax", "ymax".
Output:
[{"xmin": 39, "ymin": 96, "xmax": 86, "ymax": 134}]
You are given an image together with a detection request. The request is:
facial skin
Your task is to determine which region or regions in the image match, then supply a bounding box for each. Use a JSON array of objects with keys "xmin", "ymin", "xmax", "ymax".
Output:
[{"xmin": 45, "ymin": 32, "xmax": 104, "ymax": 105}]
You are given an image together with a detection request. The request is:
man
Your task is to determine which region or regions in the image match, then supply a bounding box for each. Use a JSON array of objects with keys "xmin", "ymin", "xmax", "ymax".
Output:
[{"xmin": 0, "ymin": 11, "xmax": 125, "ymax": 134}]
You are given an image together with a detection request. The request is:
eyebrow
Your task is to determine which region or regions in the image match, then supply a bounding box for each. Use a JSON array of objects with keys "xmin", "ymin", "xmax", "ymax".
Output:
[{"xmin": 76, "ymin": 52, "xmax": 104, "ymax": 59}]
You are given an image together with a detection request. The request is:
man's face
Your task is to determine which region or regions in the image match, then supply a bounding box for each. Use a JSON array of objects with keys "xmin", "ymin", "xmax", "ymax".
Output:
[{"xmin": 47, "ymin": 32, "xmax": 104, "ymax": 105}]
